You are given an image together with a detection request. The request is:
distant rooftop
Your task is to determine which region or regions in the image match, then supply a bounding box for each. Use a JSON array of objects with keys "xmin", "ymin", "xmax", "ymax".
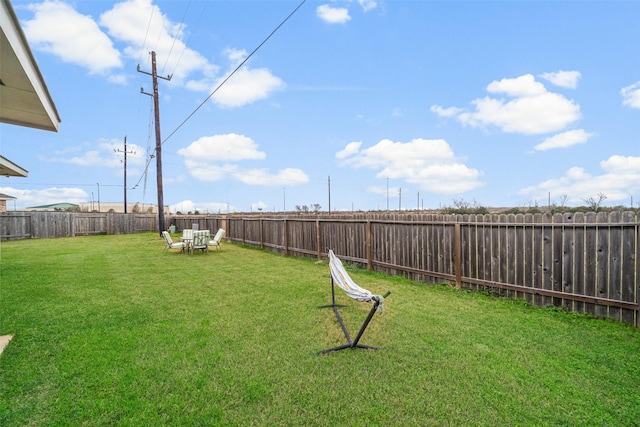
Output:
[{"xmin": 26, "ymin": 202, "xmax": 79, "ymax": 211}]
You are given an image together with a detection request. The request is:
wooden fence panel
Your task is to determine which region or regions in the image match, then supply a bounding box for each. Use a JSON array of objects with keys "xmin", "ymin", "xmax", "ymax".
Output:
[
  {"xmin": 501, "ymin": 215, "xmax": 513, "ymax": 298},
  {"xmin": 0, "ymin": 213, "xmax": 31, "ymax": 239},
  {"xmin": 562, "ymin": 213, "xmax": 575, "ymax": 312},
  {"xmin": 608, "ymin": 211, "xmax": 622, "ymax": 321},
  {"xmin": 584, "ymin": 212, "xmax": 597, "ymax": 317},
  {"xmin": 621, "ymin": 212, "xmax": 638, "ymax": 326},
  {"xmin": 465, "ymin": 216, "xmax": 479, "ymax": 292},
  {"xmin": 551, "ymin": 213, "xmax": 564, "ymax": 307},
  {"xmin": 285, "ymin": 219, "xmax": 317, "ymax": 257},
  {"xmin": 595, "ymin": 212, "xmax": 610, "ymax": 319},
  {"xmin": 74, "ymin": 214, "xmax": 106, "ymax": 235},
  {"xmin": 572, "ymin": 213, "xmax": 586, "ymax": 314},
  {"xmin": 541, "ymin": 213, "xmax": 554, "ymax": 307},
  {"xmin": 512, "ymin": 214, "xmax": 524, "ymax": 299}
]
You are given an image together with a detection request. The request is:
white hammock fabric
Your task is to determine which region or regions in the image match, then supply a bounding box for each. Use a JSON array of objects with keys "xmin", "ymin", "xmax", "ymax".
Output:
[{"xmin": 328, "ymin": 250, "xmax": 385, "ymax": 310}]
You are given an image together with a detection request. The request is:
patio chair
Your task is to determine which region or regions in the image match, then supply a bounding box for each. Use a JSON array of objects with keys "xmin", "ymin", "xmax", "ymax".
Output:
[
  {"xmin": 208, "ymin": 228, "xmax": 226, "ymax": 251},
  {"xmin": 182, "ymin": 228, "xmax": 194, "ymax": 241},
  {"xmin": 161, "ymin": 231, "xmax": 186, "ymax": 253},
  {"xmin": 318, "ymin": 250, "xmax": 391, "ymax": 354},
  {"xmin": 190, "ymin": 230, "xmax": 210, "ymax": 254}
]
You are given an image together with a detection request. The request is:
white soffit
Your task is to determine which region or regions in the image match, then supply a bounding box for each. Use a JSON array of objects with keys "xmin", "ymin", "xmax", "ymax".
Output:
[
  {"xmin": 0, "ymin": 155, "xmax": 28, "ymax": 177},
  {"xmin": 0, "ymin": 0, "xmax": 60, "ymax": 132}
]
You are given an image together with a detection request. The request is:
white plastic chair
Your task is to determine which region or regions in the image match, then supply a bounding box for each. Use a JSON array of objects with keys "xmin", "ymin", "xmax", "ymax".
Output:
[
  {"xmin": 208, "ymin": 228, "xmax": 226, "ymax": 251},
  {"xmin": 190, "ymin": 230, "xmax": 210, "ymax": 254},
  {"xmin": 162, "ymin": 231, "xmax": 186, "ymax": 253}
]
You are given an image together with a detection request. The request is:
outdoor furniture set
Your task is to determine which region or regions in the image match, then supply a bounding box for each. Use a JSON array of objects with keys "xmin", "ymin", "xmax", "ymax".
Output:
[{"xmin": 161, "ymin": 228, "xmax": 225, "ymax": 255}]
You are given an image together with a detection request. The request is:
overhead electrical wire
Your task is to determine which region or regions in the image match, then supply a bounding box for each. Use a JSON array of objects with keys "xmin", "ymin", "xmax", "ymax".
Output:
[
  {"xmin": 160, "ymin": 0, "xmax": 192, "ymax": 76},
  {"xmin": 137, "ymin": 2, "xmax": 155, "ymax": 66},
  {"xmin": 168, "ymin": 1, "xmax": 208, "ymax": 80},
  {"xmin": 160, "ymin": 0, "xmax": 307, "ymax": 146},
  {"xmin": 131, "ymin": 0, "xmax": 306, "ymax": 191}
]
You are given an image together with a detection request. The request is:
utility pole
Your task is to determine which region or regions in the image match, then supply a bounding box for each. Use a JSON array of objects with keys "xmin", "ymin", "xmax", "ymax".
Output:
[
  {"xmin": 398, "ymin": 187, "xmax": 402, "ymax": 211},
  {"xmin": 138, "ymin": 51, "xmax": 172, "ymax": 235},
  {"xmin": 115, "ymin": 136, "xmax": 135, "ymax": 213}
]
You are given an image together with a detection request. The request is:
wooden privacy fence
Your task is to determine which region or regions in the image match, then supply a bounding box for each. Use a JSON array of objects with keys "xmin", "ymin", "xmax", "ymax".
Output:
[
  {"xmin": 2, "ymin": 210, "xmax": 638, "ymax": 327},
  {"xmin": 221, "ymin": 212, "xmax": 639, "ymax": 327},
  {"xmin": 0, "ymin": 211, "xmax": 157, "ymax": 239}
]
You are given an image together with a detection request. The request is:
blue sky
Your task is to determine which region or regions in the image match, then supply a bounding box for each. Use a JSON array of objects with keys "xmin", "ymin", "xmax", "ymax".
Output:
[{"xmin": 2, "ymin": 0, "xmax": 639, "ymax": 213}]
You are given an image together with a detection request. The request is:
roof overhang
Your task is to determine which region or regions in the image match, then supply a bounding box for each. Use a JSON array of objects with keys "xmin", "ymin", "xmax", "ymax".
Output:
[
  {"xmin": 0, "ymin": 155, "xmax": 28, "ymax": 177},
  {"xmin": 0, "ymin": 0, "xmax": 61, "ymax": 132}
]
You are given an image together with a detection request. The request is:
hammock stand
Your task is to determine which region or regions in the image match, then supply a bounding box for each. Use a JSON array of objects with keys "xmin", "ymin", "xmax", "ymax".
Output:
[{"xmin": 319, "ymin": 250, "xmax": 391, "ymax": 355}]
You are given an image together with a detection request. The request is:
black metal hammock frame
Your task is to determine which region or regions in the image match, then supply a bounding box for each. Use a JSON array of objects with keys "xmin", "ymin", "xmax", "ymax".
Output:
[{"xmin": 319, "ymin": 250, "xmax": 391, "ymax": 355}]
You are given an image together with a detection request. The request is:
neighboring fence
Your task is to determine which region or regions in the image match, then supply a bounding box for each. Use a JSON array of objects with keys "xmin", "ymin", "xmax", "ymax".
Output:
[
  {"xmin": 213, "ymin": 212, "xmax": 639, "ymax": 327},
  {"xmin": 0, "ymin": 211, "xmax": 157, "ymax": 239}
]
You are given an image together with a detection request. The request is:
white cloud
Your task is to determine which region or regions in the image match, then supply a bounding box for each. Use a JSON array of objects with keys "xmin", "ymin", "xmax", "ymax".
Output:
[
  {"xmin": 317, "ymin": 4, "xmax": 351, "ymax": 24},
  {"xmin": 177, "ymin": 134, "xmax": 266, "ymax": 162},
  {"xmin": 0, "ymin": 186, "xmax": 88, "ymax": 208},
  {"xmin": 170, "ymin": 199, "xmax": 236, "ymax": 214},
  {"xmin": 335, "ymin": 141, "xmax": 362, "ymax": 159},
  {"xmin": 177, "ymin": 134, "xmax": 308, "ymax": 186},
  {"xmin": 534, "ymin": 129, "xmax": 593, "ymax": 151},
  {"xmin": 430, "ymin": 105, "xmax": 464, "ymax": 118},
  {"xmin": 358, "ymin": 0, "xmax": 378, "ymax": 12},
  {"xmin": 621, "ymin": 81, "xmax": 640, "ymax": 108},
  {"xmin": 433, "ymin": 73, "xmax": 581, "ymax": 135},
  {"xmin": 211, "ymin": 66, "xmax": 285, "ymax": 108},
  {"xmin": 487, "ymin": 74, "xmax": 547, "ymax": 97},
  {"xmin": 539, "ymin": 70, "xmax": 581, "ymax": 89},
  {"xmin": 237, "ymin": 168, "xmax": 309, "ymax": 186},
  {"xmin": 518, "ymin": 155, "xmax": 640, "ymax": 204},
  {"xmin": 251, "ymin": 201, "xmax": 270, "ymax": 212},
  {"xmin": 100, "ymin": 0, "xmax": 217, "ymax": 84},
  {"xmin": 43, "ymin": 139, "xmax": 146, "ymax": 169},
  {"xmin": 337, "ymin": 138, "xmax": 483, "ymax": 194},
  {"xmin": 24, "ymin": 1, "xmax": 122, "ymax": 74},
  {"xmin": 23, "ymin": 0, "xmax": 283, "ymax": 107}
]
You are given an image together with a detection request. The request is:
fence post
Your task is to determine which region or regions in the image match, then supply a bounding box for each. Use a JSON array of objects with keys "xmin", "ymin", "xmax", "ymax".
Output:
[
  {"xmin": 455, "ymin": 222, "xmax": 461, "ymax": 289},
  {"xmin": 366, "ymin": 220, "xmax": 372, "ymax": 270},
  {"xmin": 260, "ymin": 218, "xmax": 264, "ymax": 249},
  {"xmin": 316, "ymin": 219, "xmax": 321, "ymax": 260},
  {"xmin": 242, "ymin": 218, "xmax": 246, "ymax": 244},
  {"xmin": 284, "ymin": 219, "xmax": 289, "ymax": 256}
]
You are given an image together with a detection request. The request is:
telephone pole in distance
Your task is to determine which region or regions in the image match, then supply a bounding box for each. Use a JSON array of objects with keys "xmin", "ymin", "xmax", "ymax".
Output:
[{"xmin": 115, "ymin": 136, "xmax": 135, "ymax": 213}]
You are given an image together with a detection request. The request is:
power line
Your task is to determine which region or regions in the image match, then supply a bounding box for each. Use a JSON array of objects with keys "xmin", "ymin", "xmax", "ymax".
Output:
[
  {"xmin": 169, "ymin": 1, "xmax": 208, "ymax": 79},
  {"xmin": 130, "ymin": 0, "xmax": 306, "ymax": 193},
  {"xmin": 160, "ymin": 0, "xmax": 192, "ymax": 75},
  {"xmin": 161, "ymin": 0, "xmax": 307, "ymax": 146},
  {"xmin": 137, "ymin": 2, "xmax": 155, "ymax": 65}
]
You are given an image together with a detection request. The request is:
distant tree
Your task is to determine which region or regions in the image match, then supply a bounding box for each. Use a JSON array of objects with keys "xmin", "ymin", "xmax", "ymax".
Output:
[
  {"xmin": 452, "ymin": 198, "xmax": 472, "ymax": 210},
  {"xmin": 132, "ymin": 203, "xmax": 141, "ymax": 213},
  {"xmin": 443, "ymin": 198, "xmax": 487, "ymax": 214},
  {"xmin": 558, "ymin": 194, "xmax": 569, "ymax": 208},
  {"xmin": 312, "ymin": 203, "xmax": 322, "ymax": 213},
  {"xmin": 582, "ymin": 192, "xmax": 607, "ymax": 212}
]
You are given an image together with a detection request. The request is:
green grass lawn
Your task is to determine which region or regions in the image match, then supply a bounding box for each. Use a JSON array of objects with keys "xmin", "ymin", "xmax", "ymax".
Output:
[{"xmin": 1, "ymin": 233, "xmax": 639, "ymax": 426}]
